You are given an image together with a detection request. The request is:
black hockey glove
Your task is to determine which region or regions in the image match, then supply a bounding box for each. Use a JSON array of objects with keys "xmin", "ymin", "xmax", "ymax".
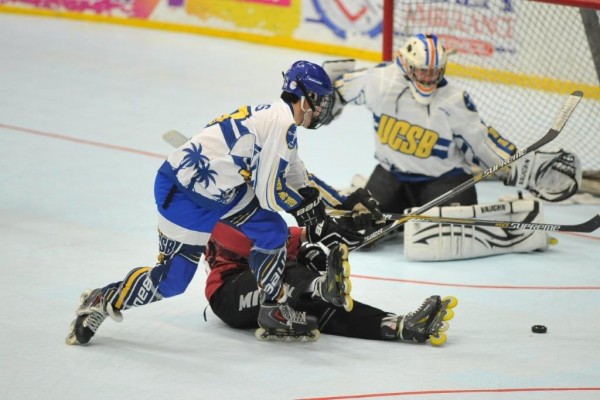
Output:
[
  {"xmin": 338, "ymin": 188, "xmax": 384, "ymax": 220},
  {"xmin": 296, "ymin": 242, "xmax": 328, "ymax": 273},
  {"xmin": 306, "ymin": 216, "xmax": 365, "ymax": 251},
  {"xmin": 288, "ymin": 187, "xmax": 326, "ymax": 227}
]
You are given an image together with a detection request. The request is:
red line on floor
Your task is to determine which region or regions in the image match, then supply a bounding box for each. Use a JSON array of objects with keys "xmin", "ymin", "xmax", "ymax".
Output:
[
  {"xmin": 351, "ymin": 274, "xmax": 600, "ymax": 290},
  {"xmin": 0, "ymin": 123, "xmax": 166, "ymax": 159},
  {"xmin": 296, "ymin": 386, "xmax": 600, "ymax": 399}
]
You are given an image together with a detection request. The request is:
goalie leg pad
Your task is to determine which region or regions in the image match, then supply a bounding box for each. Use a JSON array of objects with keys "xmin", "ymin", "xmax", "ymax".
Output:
[{"xmin": 404, "ymin": 200, "xmax": 550, "ymax": 261}]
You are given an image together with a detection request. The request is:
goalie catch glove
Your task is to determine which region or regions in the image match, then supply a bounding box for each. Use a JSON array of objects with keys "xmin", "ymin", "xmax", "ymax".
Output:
[
  {"xmin": 337, "ymin": 188, "xmax": 384, "ymax": 220},
  {"xmin": 305, "ymin": 216, "xmax": 365, "ymax": 251},
  {"xmin": 504, "ymin": 149, "xmax": 582, "ymax": 202},
  {"xmin": 288, "ymin": 187, "xmax": 326, "ymax": 227}
]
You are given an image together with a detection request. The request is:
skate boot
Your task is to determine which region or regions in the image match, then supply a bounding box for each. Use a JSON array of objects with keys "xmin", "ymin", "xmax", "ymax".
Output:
[
  {"xmin": 255, "ymin": 301, "xmax": 320, "ymax": 342},
  {"xmin": 381, "ymin": 295, "xmax": 458, "ymax": 346},
  {"xmin": 314, "ymin": 244, "xmax": 353, "ymax": 311},
  {"xmin": 66, "ymin": 288, "xmax": 122, "ymax": 345}
]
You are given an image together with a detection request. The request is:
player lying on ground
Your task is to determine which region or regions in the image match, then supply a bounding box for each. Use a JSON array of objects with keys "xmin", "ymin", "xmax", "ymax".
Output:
[{"xmin": 204, "ymin": 218, "xmax": 457, "ymax": 344}]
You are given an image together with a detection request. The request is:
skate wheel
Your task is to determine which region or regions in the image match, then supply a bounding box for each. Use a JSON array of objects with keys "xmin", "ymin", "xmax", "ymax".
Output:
[
  {"xmin": 65, "ymin": 320, "xmax": 79, "ymax": 345},
  {"xmin": 442, "ymin": 296, "xmax": 458, "ymax": 309},
  {"xmin": 343, "ymin": 278, "xmax": 352, "ymax": 295},
  {"xmin": 442, "ymin": 309, "xmax": 454, "ymax": 321},
  {"xmin": 343, "ymin": 295, "xmax": 354, "ymax": 312},
  {"xmin": 255, "ymin": 328, "xmax": 268, "ymax": 341},
  {"xmin": 438, "ymin": 321, "xmax": 449, "ymax": 332},
  {"xmin": 309, "ymin": 329, "xmax": 321, "ymax": 341},
  {"xmin": 342, "ymin": 260, "xmax": 351, "ymax": 278},
  {"xmin": 340, "ymin": 244, "xmax": 349, "ymax": 259},
  {"xmin": 65, "ymin": 334, "xmax": 77, "ymax": 345},
  {"xmin": 429, "ymin": 332, "xmax": 447, "ymax": 346}
]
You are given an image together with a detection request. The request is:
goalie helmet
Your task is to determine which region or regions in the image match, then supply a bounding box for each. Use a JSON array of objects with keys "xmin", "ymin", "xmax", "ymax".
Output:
[
  {"xmin": 282, "ymin": 60, "xmax": 334, "ymax": 129},
  {"xmin": 396, "ymin": 33, "xmax": 448, "ymax": 105}
]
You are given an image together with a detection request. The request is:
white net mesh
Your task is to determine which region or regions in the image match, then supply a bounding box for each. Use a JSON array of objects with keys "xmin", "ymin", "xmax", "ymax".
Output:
[{"xmin": 388, "ymin": 0, "xmax": 600, "ymax": 174}]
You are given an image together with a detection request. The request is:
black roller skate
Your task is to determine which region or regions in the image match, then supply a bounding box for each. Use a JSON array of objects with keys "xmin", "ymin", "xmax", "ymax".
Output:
[
  {"xmin": 314, "ymin": 243, "xmax": 353, "ymax": 311},
  {"xmin": 381, "ymin": 295, "xmax": 458, "ymax": 346},
  {"xmin": 66, "ymin": 288, "xmax": 122, "ymax": 345},
  {"xmin": 255, "ymin": 301, "xmax": 320, "ymax": 342}
]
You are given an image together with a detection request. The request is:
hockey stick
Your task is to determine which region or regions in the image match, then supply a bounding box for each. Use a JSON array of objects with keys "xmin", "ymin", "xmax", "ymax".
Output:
[
  {"xmin": 353, "ymin": 90, "xmax": 583, "ymax": 250},
  {"xmin": 163, "ymin": 129, "xmax": 188, "ymax": 148},
  {"xmin": 328, "ymin": 209, "xmax": 600, "ymax": 233}
]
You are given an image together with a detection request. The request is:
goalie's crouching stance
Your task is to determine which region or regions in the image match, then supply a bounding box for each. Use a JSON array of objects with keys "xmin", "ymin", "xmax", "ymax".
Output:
[
  {"xmin": 205, "ymin": 219, "xmax": 457, "ymax": 345},
  {"xmin": 404, "ymin": 149, "xmax": 582, "ymax": 261}
]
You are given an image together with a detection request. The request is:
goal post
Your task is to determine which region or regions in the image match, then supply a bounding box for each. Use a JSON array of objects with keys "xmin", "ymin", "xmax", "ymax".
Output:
[{"xmin": 381, "ymin": 0, "xmax": 600, "ymax": 189}]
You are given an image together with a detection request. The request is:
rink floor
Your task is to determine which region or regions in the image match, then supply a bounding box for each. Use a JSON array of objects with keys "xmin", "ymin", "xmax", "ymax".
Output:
[{"xmin": 1, "ymin": 13, "xmax": 600, "ymax": 400}]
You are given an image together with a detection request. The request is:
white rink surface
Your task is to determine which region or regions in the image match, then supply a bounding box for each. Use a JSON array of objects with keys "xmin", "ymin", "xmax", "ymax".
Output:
[{"xmin": 1, "ymin": 13, "xmax": 600, "ymax": 400}]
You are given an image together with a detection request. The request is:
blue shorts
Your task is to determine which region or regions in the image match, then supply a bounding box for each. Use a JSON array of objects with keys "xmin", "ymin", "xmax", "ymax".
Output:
[{"xmin": 154, "ymin": 172, "xmax": 288, "ymax": 250}]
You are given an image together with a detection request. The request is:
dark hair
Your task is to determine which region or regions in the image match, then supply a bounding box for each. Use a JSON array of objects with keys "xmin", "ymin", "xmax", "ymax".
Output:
[{"xmin": 281, "ymin": 91, "xmax": 300, "ymax": 103}]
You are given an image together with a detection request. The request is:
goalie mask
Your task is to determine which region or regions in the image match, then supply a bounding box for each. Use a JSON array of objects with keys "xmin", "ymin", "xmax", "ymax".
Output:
[
  {"xmin": 282, "ymin": 61, "xmax": 334, "ymax": 129},
  {"xmin": 396, "ymin": 34, "xmax": 447, "ymax": 105}
]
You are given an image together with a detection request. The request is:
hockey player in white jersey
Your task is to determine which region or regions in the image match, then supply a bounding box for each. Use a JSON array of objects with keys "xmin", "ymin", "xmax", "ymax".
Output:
[
  {"xmin": 327, "ymin": 33, "xmax": 581, "ymax": 257},
  {"xmin": 66, "ymin": 60, "xmax": 382, "ymax": 345},
  {"xmin": 331, "ymin": 33, "xmax": 580, "ymax": 212}
]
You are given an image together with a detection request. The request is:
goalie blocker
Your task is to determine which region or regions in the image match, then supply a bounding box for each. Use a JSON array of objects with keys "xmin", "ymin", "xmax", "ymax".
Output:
[{"xmin": 404, "ymin": 199, "xmax": 550, "ymax": 261}]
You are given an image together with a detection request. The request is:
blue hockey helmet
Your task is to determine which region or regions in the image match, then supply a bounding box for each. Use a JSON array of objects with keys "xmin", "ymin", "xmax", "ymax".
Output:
[{"xmin": 282, "ymin": 60, "xmax": 334, "ymax": 129}]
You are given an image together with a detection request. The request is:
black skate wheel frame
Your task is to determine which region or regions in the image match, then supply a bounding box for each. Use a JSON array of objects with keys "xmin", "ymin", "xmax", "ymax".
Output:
[{"xmin": 531, "ymin": 325, "xmax": 547, "ymax": 334}]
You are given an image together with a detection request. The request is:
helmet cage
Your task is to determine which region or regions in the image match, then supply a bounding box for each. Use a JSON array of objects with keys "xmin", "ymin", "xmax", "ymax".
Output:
[
  {"xmin": 282, "ymin": 61, "xmax": 334, "ymax": 129},
  {"xmin": 296, "ymin": 78, "xmax": 334, "ymax": 129}
]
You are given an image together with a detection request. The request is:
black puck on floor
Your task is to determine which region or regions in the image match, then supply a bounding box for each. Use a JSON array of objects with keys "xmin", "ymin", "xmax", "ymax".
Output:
[{"xmin": 532, "ymin": 325, "xmax": 547, "ymax": 334}]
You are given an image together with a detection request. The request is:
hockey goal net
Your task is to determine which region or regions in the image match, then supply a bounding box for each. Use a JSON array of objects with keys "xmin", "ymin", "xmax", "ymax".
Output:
[{"xmin": 382, "ymin": 0, "xmax": 600, "ymax": 195}]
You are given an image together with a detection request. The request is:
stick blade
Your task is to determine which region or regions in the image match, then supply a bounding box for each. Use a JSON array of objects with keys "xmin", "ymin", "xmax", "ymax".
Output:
[
  {"xmin": 571, "ymin": 214, "xmax": 600, "ymax": 233},
  {"xmin": 162, "ymin": 130, "xmax": 188, "ymax": 148},
  {"xmin": 550, "ymin": 90, "xmax": 583, "ymax": 132}
]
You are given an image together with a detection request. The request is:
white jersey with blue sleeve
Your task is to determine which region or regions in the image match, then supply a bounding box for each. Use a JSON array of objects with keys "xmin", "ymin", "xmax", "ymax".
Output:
[
  {"xmin": 158, "ymin": 99, "xmax": 310, "ymax": 213},
  {"xmin": 336, "ymin": 62, "xmax": 516, "ymax": 182}
]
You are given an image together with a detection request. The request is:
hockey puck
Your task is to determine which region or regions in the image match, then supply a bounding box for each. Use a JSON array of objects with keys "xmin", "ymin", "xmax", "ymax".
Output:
[{"xmin": 531, "ymin": 325, "xmax": 547, "ymax": 334}]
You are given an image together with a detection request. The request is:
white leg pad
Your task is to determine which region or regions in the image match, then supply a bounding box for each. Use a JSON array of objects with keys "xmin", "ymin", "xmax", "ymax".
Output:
[{"xmin": 404, "ymin": 199, "xmax": 549, "ymax": 261}]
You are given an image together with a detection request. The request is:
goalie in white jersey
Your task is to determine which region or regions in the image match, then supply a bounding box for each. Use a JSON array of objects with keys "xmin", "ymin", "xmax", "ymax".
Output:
[
  {"xmin": 66, "ymin": 60, "xmax": 381, "ymax": 345},
  {"xmin": 328, "ymin": 33, "xmax": 581, "ymax": 259},
  {"xmin": 331, "ymin": 33, "xmax": 581, "ymax": 213}
]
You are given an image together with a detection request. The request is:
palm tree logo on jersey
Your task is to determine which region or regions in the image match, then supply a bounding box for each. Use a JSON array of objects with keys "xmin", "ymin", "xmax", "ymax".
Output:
[{"xmin": 177, "ymin": 143, "xmax": 217, "ymax": 190}]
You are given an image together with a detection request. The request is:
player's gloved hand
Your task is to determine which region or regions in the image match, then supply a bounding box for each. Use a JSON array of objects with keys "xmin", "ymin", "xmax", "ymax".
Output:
[
  {"xmin": 296, "ymin": 242, "xmax": 328, "ymax": 273},
  {"xmin": 504, "ymin": 149, "xmax": 581, "ymax": 202},
  {"xmin": 337, "ymin": 187, "xmax": 384, "ymax": 223},
  {"xmin": 288, "ymin": 187, "xmax": 326, "ymax": 227},
  {"xmin": 305, "ymin": 215, "xmax": 365, "ymax": 250}
]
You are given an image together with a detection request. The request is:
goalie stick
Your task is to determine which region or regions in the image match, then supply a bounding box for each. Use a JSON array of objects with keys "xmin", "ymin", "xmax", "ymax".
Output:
[
  {"xmin": 328, "ymin": 209, "xmax": 600, "ymax": 233},
  {"xmin": 353, "ymin": 90, "xmax": 584, "ymax": 250}
]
